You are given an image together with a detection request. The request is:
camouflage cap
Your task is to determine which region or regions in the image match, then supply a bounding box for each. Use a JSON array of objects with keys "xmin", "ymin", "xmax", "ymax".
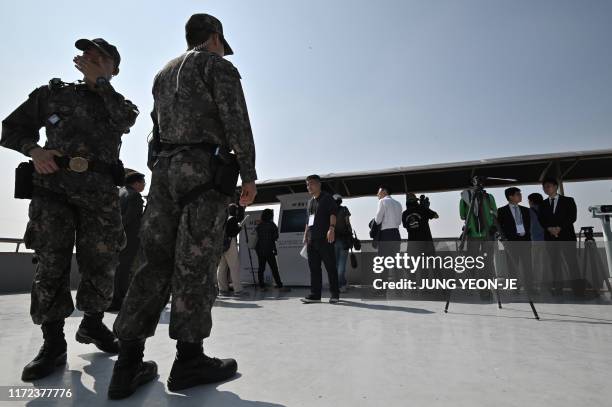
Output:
[
  {"xmin": 185, "ymin": 13, "xmax": 234, "ymax": 55},
  {"xmin": 75, "ymin": 38, "xmax": 121, "ymax": 71},
  {"xmin": 124, "ymin": 169, "xmax": 145, "ymax": 184}
]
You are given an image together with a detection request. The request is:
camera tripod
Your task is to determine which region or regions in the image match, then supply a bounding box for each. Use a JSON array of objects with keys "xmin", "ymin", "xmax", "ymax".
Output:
[
  {"xmin": 444, "ymin": 177, "xmax": 539, "ymax": 320},
  {"xmin": 240, "ymin": 216, "xmax": 258, "ymax": 286},
  {"xmin": 579, "ymin": 226, "xmax": 612, "ymax": 298}
]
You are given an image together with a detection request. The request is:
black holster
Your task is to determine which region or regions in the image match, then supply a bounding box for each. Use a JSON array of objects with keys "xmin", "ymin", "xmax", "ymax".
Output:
[
  {"xmin": 147, "ymin": 135, "xmax": 160, "ymax": 171},
  {"xmin": 147, "ymin": 111, "xmax": 161, "ymax": 170},
  {"xmin": 111, "ymin": 160, "xmax": 126, "ymax": 187},
  {"xmin": 15, "ymin": 161, "xmax": 34, "ymax": 199},
  {"xmin": 178, "ymin": 146, "xmax": 239, "ymax": 208},
  {"xmin": 212, "ymin": 147, "xmax": 240, "ymax": 197}
]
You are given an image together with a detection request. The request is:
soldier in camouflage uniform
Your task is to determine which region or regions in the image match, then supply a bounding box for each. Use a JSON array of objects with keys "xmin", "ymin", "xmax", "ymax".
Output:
[
  {"xmin": 108, "ymin": 14, "xmax": 257, "ymax": 399},
  {"xmin": 0, "ymin": 38, "xmax": 138, "ymax": 381}
]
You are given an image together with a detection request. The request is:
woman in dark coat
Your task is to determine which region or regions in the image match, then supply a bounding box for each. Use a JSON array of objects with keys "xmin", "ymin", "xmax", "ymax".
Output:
[{"xmin": 255, "ymin": 209, "xmax": 288, "ymax": 290}]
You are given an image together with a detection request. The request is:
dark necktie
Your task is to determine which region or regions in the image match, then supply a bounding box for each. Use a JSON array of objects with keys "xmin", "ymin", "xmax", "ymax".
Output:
[{"xmin": 550, "ymin": 197, "xmax": 556, "ymax": 213}]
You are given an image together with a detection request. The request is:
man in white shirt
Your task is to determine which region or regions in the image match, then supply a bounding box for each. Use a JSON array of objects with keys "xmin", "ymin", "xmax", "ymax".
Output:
[
  {"xmin": 370, "ymin": 185, "xmax": 403, "ymax": 297},
  {"xmin": 374, "ymin": 185, "xmax": 403, "ymax": 255}
]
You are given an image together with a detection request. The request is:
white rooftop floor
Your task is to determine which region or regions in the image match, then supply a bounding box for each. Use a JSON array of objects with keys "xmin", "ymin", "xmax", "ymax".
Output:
[{"xmin": 0, "ymin": 288, "xmax": 611, "ymax": 406}]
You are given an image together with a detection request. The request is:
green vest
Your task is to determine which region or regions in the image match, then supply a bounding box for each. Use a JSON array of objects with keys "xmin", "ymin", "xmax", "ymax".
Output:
[{"xmin": 459, "ymin": 190, "xmax": 497, "ymax": 239}]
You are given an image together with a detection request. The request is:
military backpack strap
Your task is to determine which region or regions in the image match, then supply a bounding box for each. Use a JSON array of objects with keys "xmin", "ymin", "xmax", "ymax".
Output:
[{"xmin": 47, "ymin": 78, "xmax": 72, "ymax": 93}]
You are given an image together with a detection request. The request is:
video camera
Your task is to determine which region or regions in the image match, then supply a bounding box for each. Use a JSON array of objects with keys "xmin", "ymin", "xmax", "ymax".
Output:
[
  {"xmin": 580, "ymin": 226, "xmax": 595, "ymax": 241},
  {"xmin": 419, "ymin": 194, "xmax": 430, "ymax": 208}
]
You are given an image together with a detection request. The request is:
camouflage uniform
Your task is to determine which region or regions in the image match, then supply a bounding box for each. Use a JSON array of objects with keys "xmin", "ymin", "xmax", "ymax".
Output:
[
  {"xmin": 0, "ymin": 79, "xmax": 139, "ymax": 324},
  {"xmin": 114, "ymin": 48, "xmax": 257, "ymax": 342}
]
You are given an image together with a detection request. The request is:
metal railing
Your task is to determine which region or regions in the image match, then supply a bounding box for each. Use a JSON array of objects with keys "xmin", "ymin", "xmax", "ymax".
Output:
[
  {"xmin": 1, "ymin": 232, "xmax": 605, "ymax": 254},
  {"xmin": 0, "ymin": 237, "xmax": 25, "ymax": 253}
]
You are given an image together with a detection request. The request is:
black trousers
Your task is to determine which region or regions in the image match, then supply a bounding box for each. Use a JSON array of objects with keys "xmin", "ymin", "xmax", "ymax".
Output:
[
  {"xmin": 546, "ymin": 240, "xmax": 583, "ymax": 292},
  {"xmin": 110, "ymin": 236, "xmax": 139, "ymax": 308},
  {"xmin": 307, "ymin": 238, "xmax": 339, "ymax": 298},
  {"xmin": 504, "ymin": 241, "xmax": 534, "ymax": 294},
  {"xmin": 257, "ymin": 252, "xmax": 283, "ymax": 288},
  {"xmin": 377, "ymin": 228, "xmax": 401, "ymax": 256},
  {"xmin": 377, "ymin": 228, "xmax": 402, "ymax": 287}
]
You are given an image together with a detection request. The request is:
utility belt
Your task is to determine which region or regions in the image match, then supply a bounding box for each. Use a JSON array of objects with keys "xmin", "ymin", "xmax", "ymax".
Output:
[
  {"xmin": 156, "ymin": 142, "xmax": 240, "ymax": 207},
  {"xmin": 53, "ymin": 156, "xmax": 121, "ymax": 176},
  {"xmin": 14, "ymin": 156, "xmax": 125, "ymax": 200},
  {"xmin": 159, "ymin": 141, "xmax": 217, "ymax": 153}
]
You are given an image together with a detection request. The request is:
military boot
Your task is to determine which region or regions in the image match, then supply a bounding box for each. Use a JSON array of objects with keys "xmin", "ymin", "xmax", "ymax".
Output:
[
  {"xmin": 107, "ymin": 339, "xmax": 158, "ymax": 400},
  {"xmin": 167, "ymin": 340, "xmax": 238, "ymax": 392},
  {"xmin": 22, "ymin": 320, "xmax": 67, "ymax": 381},
  {"xmin": 75, "ymin": 312, "xmax": 119, "ymax": 353}
]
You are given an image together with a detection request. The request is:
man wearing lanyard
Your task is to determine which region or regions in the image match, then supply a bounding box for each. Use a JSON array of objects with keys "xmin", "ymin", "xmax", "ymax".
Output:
[
  {"xmin": 497, "ymin": 187, "xmax": 534, "ymax": 294},
  {"xmin": 301, "ymin": 175, "xmax": 340, "ymax": 304}
]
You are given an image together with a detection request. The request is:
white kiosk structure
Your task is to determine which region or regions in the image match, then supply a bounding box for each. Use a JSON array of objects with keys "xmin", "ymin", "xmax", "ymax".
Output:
[
  {"xmin": 239, "ymin": 194, "xmax": 313, "ymax": 286},
  {"xmin": 589, "ymin": 205, "xmax": 612, "ymax": 277}
]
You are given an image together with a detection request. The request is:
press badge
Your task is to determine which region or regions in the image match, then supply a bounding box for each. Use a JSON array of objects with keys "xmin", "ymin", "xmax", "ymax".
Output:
[
  {"xmin": 48, "ymin": 114, "xmax": 61, "ymax": 125},
  {"xmin": 308, "ymin": 214, "xmax": 315, "ymax": 226}
]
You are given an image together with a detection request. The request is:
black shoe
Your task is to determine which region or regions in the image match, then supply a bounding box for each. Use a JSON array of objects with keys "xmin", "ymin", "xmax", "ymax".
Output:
[
  {"xmin": 108, "ymin": 339, "xmax": 157, "ymax": 400},
  {"xmin": 76, "ymin": 316, "xmax": 119, "ymax": 354},
  {"xmin": 21, "ymin": 340, "xmax": 67, "ymax": 381},
  {"xmin": 167, "ymin": 354, "xmax": 238, "ymax": 392},
  {"xmin": 301, "ymin": 295, "xmax": 321, "ymax": 304},
  {"xmin": 329, "ymin": 297, "xmax": 340, "ymax": 304},
  {"xmin": 108, "ymin": 360, "xmax": 158, "ymax": 400}
]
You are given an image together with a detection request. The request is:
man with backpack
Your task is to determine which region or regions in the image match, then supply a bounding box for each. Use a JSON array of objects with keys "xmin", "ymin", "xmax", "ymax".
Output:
[{"xmin": 333, "ymin": 194, "xmax": 352, "ymax": 292}]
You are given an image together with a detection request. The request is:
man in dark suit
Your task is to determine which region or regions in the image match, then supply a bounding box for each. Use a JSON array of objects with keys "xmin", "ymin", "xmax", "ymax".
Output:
[
  {"xmin": 108, "ymin": 170, "xmax": 146, "ymax": 311},
  {"xmin": 497, "ymin": 187, "xmax": 534, "ymax": 294},
  {"xmin": 537, "ymin": 177, "xmax": 584, "ymax": 296}
]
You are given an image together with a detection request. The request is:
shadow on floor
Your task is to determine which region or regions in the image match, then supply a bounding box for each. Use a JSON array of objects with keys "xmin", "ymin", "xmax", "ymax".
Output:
[
  {"xmin": 337, "ymin": 299, "xmax": 435, "ymax": 314},
  {"xmin": 447, "ymin": 309, "xmax": 612, "ymax": 325},
  {"xmin": 502, "ymin": 306, "xmax": 612, "ymax": 323},
  {"xmin": 25, "ymin": 352, "xmax": 285, "ymax": 407},
  {"xmin": 214, "ymin": 301, "xmax": 262, "ymax": 309}
]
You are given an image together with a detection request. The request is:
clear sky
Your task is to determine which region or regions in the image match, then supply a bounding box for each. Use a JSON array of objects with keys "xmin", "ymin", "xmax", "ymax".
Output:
[{"xmin": 0, "ymin": 0, "xmax": 611, "ymax": 244}]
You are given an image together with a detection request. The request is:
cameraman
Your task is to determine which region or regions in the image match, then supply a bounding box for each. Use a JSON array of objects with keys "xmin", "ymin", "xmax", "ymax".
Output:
[
  {"xmin": 402, "ymin": 193, "xmax": 438, "ymax": 291},
  {"xmin": 402, "ymin": 193, "xmax": 438, "ymax": 256}
]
